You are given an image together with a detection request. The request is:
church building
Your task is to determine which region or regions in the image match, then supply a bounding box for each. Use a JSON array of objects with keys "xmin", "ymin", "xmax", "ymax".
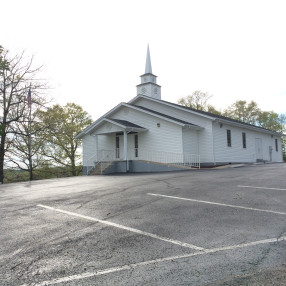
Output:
[{"xmin": 76, "ymin": 46, "xmax": 283, "ymax": 175}]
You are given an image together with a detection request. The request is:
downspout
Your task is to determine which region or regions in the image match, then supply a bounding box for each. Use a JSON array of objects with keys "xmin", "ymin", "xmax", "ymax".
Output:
[
  {"xmin": 124, "ymin": 130, "xmax": 132, "ymax": 173},
  {"xmin": 123, "ymin": 130, "xmax": 128, "ymax": 172},
  {"xmin": 212, "ymin": 121, "xmax": 216, "ymax": 166}
]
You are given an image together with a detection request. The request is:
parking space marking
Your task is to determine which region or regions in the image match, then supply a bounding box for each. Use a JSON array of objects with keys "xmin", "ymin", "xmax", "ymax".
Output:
[
  {"xmin": 37, "ymin": 204, "xmax": 204, "ymax": 251},
  {"xmin": 148, "ymin": 193, "xmax": 286, "ymax": 216},
  {"xmin": 20, "ymin": 235, "xmax": 286, "ymax": 286},
  {"xmin": 238, "ymin": 185, "xmax": 286, "ymax": 191}
]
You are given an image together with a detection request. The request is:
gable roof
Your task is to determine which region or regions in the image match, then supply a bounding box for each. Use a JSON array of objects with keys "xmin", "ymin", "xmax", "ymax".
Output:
[
  {"xmin": 77, "ymin": 94, "xmax": 282, "ymax": 139},
  {"xmin": 75, "ymin": 100, "xmax": 203, "ymax": 139},
  {"xmin": 130, "ymin": 95, "xmax": 283, "ymax": 136},
  {"xmin": 83, "ymin": 117, "xmax": 147, "ymax": 136},
  {"xmin": 129, "ymin": 104, "xmax": 201, "ymax": 127}
]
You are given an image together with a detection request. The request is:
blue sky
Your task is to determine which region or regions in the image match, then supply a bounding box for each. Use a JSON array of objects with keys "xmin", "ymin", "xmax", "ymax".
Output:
[{"xmin": 2, "ymin": 0, "xmax": 286, "ymax": 119}]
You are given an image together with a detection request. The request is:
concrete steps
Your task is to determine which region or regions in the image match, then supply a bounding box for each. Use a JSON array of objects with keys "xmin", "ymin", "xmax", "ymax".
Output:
[{"xmin": 88, "ymin": 161, "xmax": 114, "ymax": 175}]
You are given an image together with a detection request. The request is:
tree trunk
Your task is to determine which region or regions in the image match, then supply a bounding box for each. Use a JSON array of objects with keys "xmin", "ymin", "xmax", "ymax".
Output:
[
  {"xmin": 71, "ymin": 157, "xmax": 76, "ymax": 176},
  {"xmin": 0, "ymin": 132, "xmax": 6, "ymax": 184},
  {"xmin": 28, "ymin": 158, "xmax": 33, "ymax": 181},
  {"xmin": 0, "ymin": 153, "xmax": 4, "ymax": 184}
]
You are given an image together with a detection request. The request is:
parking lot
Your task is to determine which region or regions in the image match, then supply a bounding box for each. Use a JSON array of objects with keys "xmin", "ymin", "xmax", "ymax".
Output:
[{"xmin": 1, "ymin": 163, "xmax": 286, "ymax": 285}]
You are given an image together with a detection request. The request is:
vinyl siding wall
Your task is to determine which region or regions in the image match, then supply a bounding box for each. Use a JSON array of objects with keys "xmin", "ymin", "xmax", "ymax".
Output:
[
  {"xmin": 82, "ymin": 135, "xmax": 97, "ymax": 166},
  {"xmin": 182, "ymin": 128, "xmax": 199, "ymax": 156},
  {"xmin": 110, "ymin": 106, "xmax": 183, "ymax": 154},
  {"xmin": 213, "ymin": 122, "xmax": 283, "ymax": 163},
  {"xmin": 82, "ymin": 123, "xmax": 122, "ymax": 165},
  {"xmin": 134, "ymin": 98, "xmax": 214, "ymax": 163}
]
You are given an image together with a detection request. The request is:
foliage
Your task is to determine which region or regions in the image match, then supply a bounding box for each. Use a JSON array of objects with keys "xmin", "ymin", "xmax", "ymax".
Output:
[
  {"xmin": 256, "ymin": 111, "xmax": 283, "ymax": 131},
  {"xmin": 37, "ymin": 103, "xmax": 92, "ymax": 176},
  {"xmin": 178, "ymin": 90, "xmax": 220, "ymax": 113},
  {"xmin": 178, "ymin": 91, "xmax": 285, "ymax": 160},
  {"xmin": 3, "ymin": 165, "xmax": 83, "ymax": 184},
  {"xmin": 223, "ymin": 100, "xmax": 260, "ymax": 125}
]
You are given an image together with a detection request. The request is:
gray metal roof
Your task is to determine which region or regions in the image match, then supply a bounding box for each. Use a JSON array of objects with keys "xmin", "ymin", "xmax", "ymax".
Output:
[
  {"xmin": 160, "ymin": 99, "xmax": 282, "ymax": 134},
  {"xmin": 109, "ymin": 118, "xmax": 145, "ymax": 129},
  {"xmin": 128, "ymin": 104, "xmax": 201, "ymax": 127}
]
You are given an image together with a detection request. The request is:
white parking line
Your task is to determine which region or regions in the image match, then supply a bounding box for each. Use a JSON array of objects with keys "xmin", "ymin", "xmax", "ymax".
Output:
[
  {"xmin": 20, "ymin": 235, "xmax": 286, "ymax": 286},
  {"xmin": 238, "ymin": 185, "xmax": 286, "ymax": 191},
  {"xmin": 37, "ymin": 204, "xmax": 204, "ymax": 251},
  {"xmin": 148, "ymin": 193, "xmax": 286, "ymax": 216}
]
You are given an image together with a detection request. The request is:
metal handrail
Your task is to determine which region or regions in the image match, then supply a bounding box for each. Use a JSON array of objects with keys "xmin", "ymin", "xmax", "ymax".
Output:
[
  {"xmin": 86, "ymin": 153, "xmax": 98, "ymax": 175},
  {"xmin": 86, "ymin": 148, "xmax": 200, "ymax": 172}
]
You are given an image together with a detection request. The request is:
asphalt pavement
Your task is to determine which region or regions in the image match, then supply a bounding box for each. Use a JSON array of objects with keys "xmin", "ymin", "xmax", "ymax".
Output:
[{"xmin": 1, "ymin": 163, "xmax": 286, "ymax": 285}]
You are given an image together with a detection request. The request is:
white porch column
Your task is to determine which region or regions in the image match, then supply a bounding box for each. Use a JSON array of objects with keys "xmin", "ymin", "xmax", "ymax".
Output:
[
  {"xmin": 123, "ymin": 130, "xmax": 129, "ymax": 172},
  {"xmin": 94, "ymin": 134, "xmax": 98, "ymax": 161}
]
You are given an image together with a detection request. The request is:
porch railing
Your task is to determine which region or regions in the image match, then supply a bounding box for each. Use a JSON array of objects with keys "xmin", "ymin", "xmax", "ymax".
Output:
[
  {"xmin": 85, "ymin": 153, "xmax": 99, "ymax": 175},
  {"xmin": 127, "ymin": 148, "xmax": 200, "ymax": 168},
  {"xmin": 87, "ymin": 148, "xmax": 199, "ymax": 168}
]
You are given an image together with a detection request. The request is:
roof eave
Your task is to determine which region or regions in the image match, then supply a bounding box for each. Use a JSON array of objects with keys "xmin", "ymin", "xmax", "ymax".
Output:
[
  {"xmin": 126, "ymin": 127, "xmax": 148, "ymax": 132},
  {"xmin": 129, "ymin": 95, "xmax": 216, "ymax": 120},
  {"xmin": 214, "ymin": 118, "xmax": 282, "ymax": 136},
  {"xmin": 183, "ymin": 124, "xmax": 204, "ymax": 130},
  {"xmin": 75, "ymin": 102, "xmax": 126, "ymax": 139}
]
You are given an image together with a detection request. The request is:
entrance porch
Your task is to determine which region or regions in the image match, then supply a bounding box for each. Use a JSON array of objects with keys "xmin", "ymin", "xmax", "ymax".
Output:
[{"xmin": 84, "ymin": 118, "xmax": 200, "ymax": 175}]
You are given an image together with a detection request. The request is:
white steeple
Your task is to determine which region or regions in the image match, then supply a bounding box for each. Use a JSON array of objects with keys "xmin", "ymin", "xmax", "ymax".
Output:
[
  {"xmin": 137, "ymin": 45, "xmax": 161, "ymax": 100},
  {"xmin": 145, "ymin": 44, "xmax": 152, "ymax": 74}
]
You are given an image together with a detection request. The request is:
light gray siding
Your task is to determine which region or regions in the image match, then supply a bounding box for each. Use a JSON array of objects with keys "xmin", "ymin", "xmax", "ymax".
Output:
[
  {"xmin": 110, "ymin": 106, "xmax": 184, "ymax": 154},
  {"xmin": 213, "ymin": 122, "xmax": 283, "ymax": 163},
  {"xmin": 135, "ymin": 98, "xmax": 213, "ymax": 162},
  {"xmin": 82, "ymin": 135, "xmax": 97, "ymax": 166},
  {"xmin": 182, "ymin": 129, "xmax": 199, "ymax": 156}
]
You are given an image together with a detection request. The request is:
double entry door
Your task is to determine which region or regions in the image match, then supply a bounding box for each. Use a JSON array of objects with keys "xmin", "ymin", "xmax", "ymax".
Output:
[{"xmin": 115, "ymin": 134, "xmax": 138, "ymax": 159}]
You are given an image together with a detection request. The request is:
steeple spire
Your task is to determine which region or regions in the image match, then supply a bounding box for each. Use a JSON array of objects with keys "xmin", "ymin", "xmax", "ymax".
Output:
[
  {"xmin": 137, "ymin": 44, "xmax": 161, "ymax": 100},
  {"xmin": 145, "ymin": 44, "xmax": 152, "ymax": 74}
]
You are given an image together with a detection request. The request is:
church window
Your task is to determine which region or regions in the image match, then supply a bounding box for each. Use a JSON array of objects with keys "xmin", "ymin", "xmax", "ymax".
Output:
[
  {"xmin": 227, "ymin": 130, "xmax": 231, "ymax": 147},
  {"xmin": 116, "ymin": 136, "xmax": 120, "ymax": 158},
  {"xmin": 242, "ymin": 132, "xmax": 246, "ymax": 148},
  {"xmin": 275, "ymin": 139, "xmax": 278, "ymax": 151},
  {"xmin": 134, "ymin": 134, "xmax": 138, "ymax": 157}
]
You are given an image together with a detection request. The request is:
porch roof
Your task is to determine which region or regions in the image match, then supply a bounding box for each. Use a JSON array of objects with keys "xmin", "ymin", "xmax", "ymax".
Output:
[
  {"xmin": 109, "ymin": 119, "xmax": 145, "ymax": 129},
  {"xmin": 89, "ymin": 117, "xmax": 147, "ymax": 135}
]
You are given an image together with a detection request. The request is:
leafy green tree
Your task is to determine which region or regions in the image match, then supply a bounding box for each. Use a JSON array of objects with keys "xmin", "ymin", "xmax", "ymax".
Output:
[
  {"xmin": 178, "ymin": 90, "xmax": 220, "ymax": 113},
  {"xmin": 223, "ymin": 100, "xmax": 260, "ymax": 125},
  {"xmin": 256, "ymin": 111, "xmax": 281, "ymax": 131},
  {"xmin": 0, "ymin": 45, "xmax": 46, "ymax": 183},
  {"xmin": 224, "ymin": 100, "xmax": 286, "ymax": 160},
  {"xmin": 37, "ymin": 103, "xmax": 93, "ymax": 176},
  {"xmin": 258, "ymin": 112, "xmax": 286, "ymax": 160}
]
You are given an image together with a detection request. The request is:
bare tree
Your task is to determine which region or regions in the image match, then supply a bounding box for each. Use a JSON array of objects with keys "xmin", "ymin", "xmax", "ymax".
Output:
[
  {"xmin": 6, "ymin": 109, "xmax": 47, "ymax": 180},
  {"xmin": 0, "ymin": 45, "xmax": 47, "ymax": 183}
]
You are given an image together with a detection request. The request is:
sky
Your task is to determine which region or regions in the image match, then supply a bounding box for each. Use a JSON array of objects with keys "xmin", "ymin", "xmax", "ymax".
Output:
[{"xmin": 1, "ymin": 0, "xmax": 286, "ymax": 120}]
